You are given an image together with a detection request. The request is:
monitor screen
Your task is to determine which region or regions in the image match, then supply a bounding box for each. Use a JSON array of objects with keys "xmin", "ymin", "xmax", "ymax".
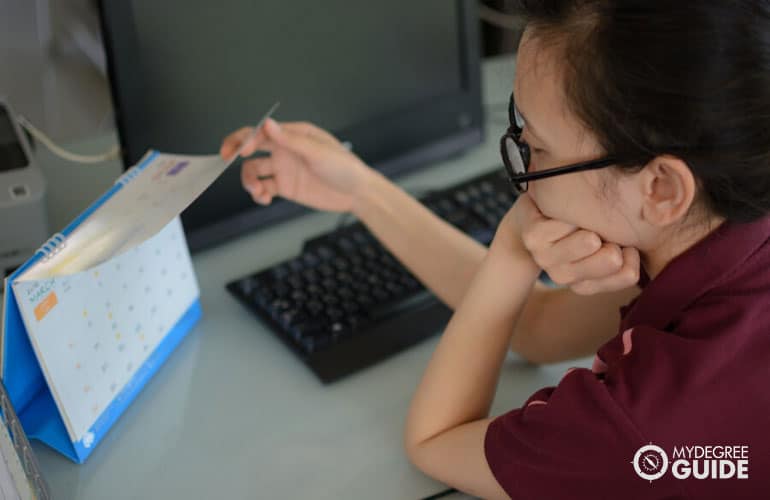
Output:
[{"xmin": 99, "ymin": 0, "xmax": 483, "ymax": 250}]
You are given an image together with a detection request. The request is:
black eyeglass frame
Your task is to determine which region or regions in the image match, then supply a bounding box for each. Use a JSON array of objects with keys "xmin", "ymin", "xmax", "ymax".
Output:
[{"xmin": 500, "ymin": 93, "xmax": 619, "ymax": 194}]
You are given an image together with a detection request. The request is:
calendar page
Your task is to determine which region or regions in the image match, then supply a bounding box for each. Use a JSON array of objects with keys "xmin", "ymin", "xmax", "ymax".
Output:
[
  {"xmin": 21, "ymin": 102, "xmax": 278, "ymax": 281},
  {"xmin": 11, "ymin": 218, "xmax": 198, "ymax": 444}
]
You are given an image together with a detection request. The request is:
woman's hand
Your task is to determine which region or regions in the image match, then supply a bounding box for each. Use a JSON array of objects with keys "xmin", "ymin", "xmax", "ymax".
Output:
[
  {"xmin": 493, "ymin": 193, "xmax": 641, "ymax": 294},
  {"xmin": 220, "ymin": 119, "xmax": 375, "ymax": 213}
]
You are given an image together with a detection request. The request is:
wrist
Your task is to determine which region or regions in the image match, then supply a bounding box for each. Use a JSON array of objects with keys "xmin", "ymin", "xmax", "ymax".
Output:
[
  {"xmin": 488, "ymin": 233, "xmax": 540, "ymax": 277},
  {"xmin": 350, "ymin": 167, "xmax": 389, "ymax": 218}
]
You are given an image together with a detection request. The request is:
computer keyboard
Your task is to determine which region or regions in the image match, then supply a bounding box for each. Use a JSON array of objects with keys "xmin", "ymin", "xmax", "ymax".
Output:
[{"xmin": 226, "ymin": 167, "xmax": 517, "ymax": 383}]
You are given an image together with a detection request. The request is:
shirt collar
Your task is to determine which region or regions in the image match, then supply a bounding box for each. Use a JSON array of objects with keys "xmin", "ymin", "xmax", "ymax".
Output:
[{"xmin": 620, "ymin": 215, "xmax": 770, "ymax": 332}]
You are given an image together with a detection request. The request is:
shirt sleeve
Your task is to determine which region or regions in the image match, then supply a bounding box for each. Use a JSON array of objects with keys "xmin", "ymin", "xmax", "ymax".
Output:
[{"xmin": 484, "ymin": 368, "xmax": 674, "ymax": 500}]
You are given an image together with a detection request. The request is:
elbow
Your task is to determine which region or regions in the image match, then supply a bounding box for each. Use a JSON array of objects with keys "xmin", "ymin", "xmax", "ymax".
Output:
[
  {"xmin": 509, "ymin": 334, "xmax": 549, "ymax": 365},
  {"xmin": 403, "ymin": 427, "xmax": 432, "ymax": 473},
  {"xmin": 403, "ymin": 430, "xmax": 421, "ymax": 468},
  {"xmin": 404, "ymin": 439, "xmax": 430, "ymax": 475}
]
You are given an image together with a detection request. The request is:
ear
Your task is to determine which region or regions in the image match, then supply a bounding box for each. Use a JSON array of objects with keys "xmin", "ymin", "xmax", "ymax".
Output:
[{"xmin": 638, "ymin": 156, "xmax": 698, "ymax": 227}]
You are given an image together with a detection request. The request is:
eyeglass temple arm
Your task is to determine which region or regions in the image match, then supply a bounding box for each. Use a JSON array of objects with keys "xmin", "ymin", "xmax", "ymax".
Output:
[{"xmin": 509, "ymin": 158, "xmax": 618, "ymax": 183}]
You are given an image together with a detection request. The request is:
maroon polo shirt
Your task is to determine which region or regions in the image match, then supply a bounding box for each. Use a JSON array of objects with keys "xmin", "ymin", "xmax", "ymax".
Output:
[{"xmin": 485, "ymin": 215, "xmax": 770, "ymax": 499}]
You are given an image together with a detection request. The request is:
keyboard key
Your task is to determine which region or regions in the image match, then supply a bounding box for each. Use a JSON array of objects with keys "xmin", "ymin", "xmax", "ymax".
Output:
[
  {"xmin": 301, "ymin": 333, "xmax": 330, "ymax": 353},
  {"xmin": 273, "ymin": 283, "xmax": 291, "ymax": 298},
  {"xmin": 336, "ymin": 271, "xmax": 354, "ymax": 284},
  {"xmin": 342, "ymin": 301, "xmax": 359, "ymax": 313},
  {"xmin": 302, "ymin": 268, "xmax": 320, "ymax": 283},
  {"xmin": 270, "ymin": 264, "xmax": 290, "ymax": 279},
  {"xmin": 288, "ymin": 257, "xmax": 304, "ymax": 272},
  {"xmin": 306, "ymin": 300, "xmax": 324, "ymax": 315},
  {"xmin": 317, "ymin": 245, "xmax": 336, "ymax": 260},
  {"xmin": 280, "ymin": 309, "xmax": 305, "ymax": 328},
  {"xmin": 438, "ymin": 199, "xmax": 454, "ymax": 213},
  {"xmin": 289, "ymin": 322, "xmax": 322, "ymax": 341},
  {"xmin": 357, "ymin": 294, "xmax": 375, "ymax": 308},
  {"xmin": 338, "ymin": 237, "xmax": 355, "ymax": 252},
  {"xmin": 269, "ymin": 299, "xmax": 293, "ymax": 318},
  {"xmin": 238, "ymin": 277, "xmax": 255, "ymax": 295},
  {"xmin": 322, "ymin": 294, "xmax": 339, "ymax": 306},
  {"xmin": 454, "ymin": 190, "xmax": 470, "ymax": 205},
  {"xmin": 326, "ymin": 307, "xmax": 345, "ymax": 321},
  {"xmin": 302, "ymin": 252, "xmax": 321, "ymax": 268},
  {"xmin": 347, "ymin": 314, "xmax": 367, "ymax": 332},
  {"xmin": 254, "ymin": 287, "xmax": 274, "ymax": 306},
  {"xmin": 351, "ymin": 230, "xmax": 371, "ymax": 245},
  {"xmin": 318, "ymin": 263, "xmax": 335, "ymax": 277},
  {"xmin": 329, "ymin": 321, "xmax": 350, "ymax": 340},
  {"xmin": 361, "ymin": 244, "xmax": 378, "ymax": 259}
]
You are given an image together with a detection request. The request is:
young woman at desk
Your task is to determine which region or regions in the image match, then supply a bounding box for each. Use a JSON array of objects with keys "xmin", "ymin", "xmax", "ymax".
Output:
[{"xmin": 221, "ymin": 1, "xmax": 770, "ymax": 497}]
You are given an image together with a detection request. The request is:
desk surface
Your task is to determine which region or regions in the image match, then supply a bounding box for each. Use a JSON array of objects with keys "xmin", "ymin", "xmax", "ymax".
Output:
[{"xmin": 25, "ymin": 54, "xmax": 591, "ymax": 499}]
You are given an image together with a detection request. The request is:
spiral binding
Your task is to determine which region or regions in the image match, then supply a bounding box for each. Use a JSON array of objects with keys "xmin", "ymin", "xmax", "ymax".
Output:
[{"xmin": 37, "ymin": 232, "xmax": 66, "ymax": 262}]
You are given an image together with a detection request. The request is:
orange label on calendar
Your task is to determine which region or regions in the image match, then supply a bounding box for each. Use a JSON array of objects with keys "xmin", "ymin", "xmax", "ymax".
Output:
[{"xmin": 34, "ymin": 291, "xmax": 58, "ymax": 321}]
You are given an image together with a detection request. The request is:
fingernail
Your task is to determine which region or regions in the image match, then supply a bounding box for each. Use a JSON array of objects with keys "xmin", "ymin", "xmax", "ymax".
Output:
[{"xmin": 265, "ymin": 118, "xmax": 280, "ymax": 133}]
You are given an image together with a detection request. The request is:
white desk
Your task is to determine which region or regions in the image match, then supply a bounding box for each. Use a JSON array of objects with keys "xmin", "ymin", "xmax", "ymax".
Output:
[{"xmin": 22, "ymin": 55, "xmax": 591, "ymax": 499}]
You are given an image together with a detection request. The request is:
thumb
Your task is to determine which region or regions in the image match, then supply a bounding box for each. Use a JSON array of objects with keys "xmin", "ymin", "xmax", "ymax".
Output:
[{"xmin": 264, "ymin": 118, "xmax": 322, "ymax": 160}]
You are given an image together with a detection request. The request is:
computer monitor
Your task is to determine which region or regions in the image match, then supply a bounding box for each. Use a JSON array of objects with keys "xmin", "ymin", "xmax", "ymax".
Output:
[{"xmin": 98, "ymin": 0, "xmax": 484, "ymax": 251}]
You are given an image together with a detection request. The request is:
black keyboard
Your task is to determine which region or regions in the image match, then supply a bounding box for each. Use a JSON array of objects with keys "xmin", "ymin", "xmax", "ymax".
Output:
[{"xmin": 226, "ymin": 167, "xmax": 517, "ymax": 383}]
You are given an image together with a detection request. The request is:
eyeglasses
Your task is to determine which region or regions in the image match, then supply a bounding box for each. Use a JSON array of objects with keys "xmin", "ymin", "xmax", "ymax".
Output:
[{"xmin": 500, "ymin": 93, "xmax": 618, "ymax": 194}]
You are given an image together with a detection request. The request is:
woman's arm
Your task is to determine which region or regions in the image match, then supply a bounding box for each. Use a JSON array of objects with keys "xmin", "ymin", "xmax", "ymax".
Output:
[
  {"xmin": 352, "ymin": 170, "xmax": 487, "ymax": 310},
  {"xmin": 404, "ymin": 195, "xmax": 544, "ymax": 499},
  {"xmin": 223, "ymin": 119, "xmax": 640, "ymax": 360},
  {"xmin": 512, "ymin": 282, "xmax": 640, "ymax": 363}
]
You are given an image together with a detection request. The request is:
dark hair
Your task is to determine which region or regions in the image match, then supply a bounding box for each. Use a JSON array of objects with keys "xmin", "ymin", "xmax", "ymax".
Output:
[{"xmin": 516, "ymin": 0, "xmax": 770, "ymax": 223}]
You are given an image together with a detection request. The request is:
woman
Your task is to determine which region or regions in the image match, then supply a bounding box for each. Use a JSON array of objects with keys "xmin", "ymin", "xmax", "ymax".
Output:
[{"xmin": 221, "ymin": 1, "xmax": 770, "ymax": 497}]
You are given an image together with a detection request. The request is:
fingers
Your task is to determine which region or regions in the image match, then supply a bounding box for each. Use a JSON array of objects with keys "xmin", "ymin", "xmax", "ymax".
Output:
[
  {"xmin": 547, "ymin": 242, "xmax": 623, "ymax": 284},
  {"xmin": 569, "ymin": 247, "xmax": 641, "ymax": 295},
  {"xmin": 252, "ymin": 177, "xmax": 278, "ymax": 205},
  {"xmin": 244, "ymin": 176, "xmax": 278, "ymax": 205},
  {"xmin": 263, "ymin": 118, "xmax": 328, "ymax": 160},
  {"xmin": 527, "ymin": 228, "xmax": 599, "ymax": 269},
  {"xmin": 221, "ymin": 119, "xmax": 340, "ymax": 162},
  {"xmin": 221, "ymin": 123, "xmax": 278, "ymax": 159},
  {"xmin": 241, "ymin": 158, "xmax": 279, "ymax": 204},
  {"xmin": 220, "ymin": 126, "xmax": 258, "ymax": 159},
  {"xmin": 282, "ymin": 121, "xmax": 339, "ymax": 146}
]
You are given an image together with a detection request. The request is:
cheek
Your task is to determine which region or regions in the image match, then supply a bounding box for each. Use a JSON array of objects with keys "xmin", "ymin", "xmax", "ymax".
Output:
[
  {"xmin": 528, "ymin": 178, "xmax": 586, "ymax": 224},
  {"xmin": 529, "ymin": 176, "xmax": 624, "ymax": 238}
]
